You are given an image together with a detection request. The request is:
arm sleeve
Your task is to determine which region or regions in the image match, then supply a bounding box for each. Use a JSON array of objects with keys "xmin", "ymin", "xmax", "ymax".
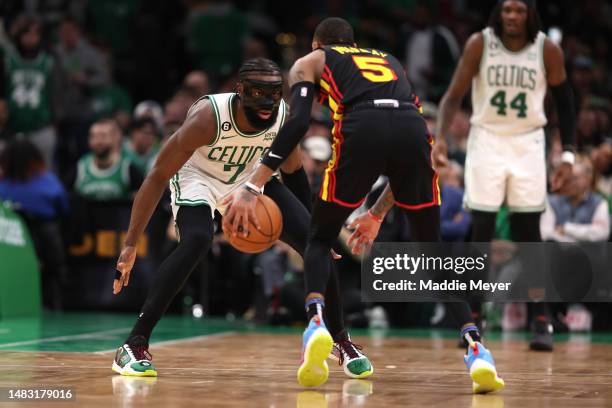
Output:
[
  {"xmin": 280, "ymin": 167, "xmax": 312, "ymax": 212},
  {"xmin": 550, "ymin": 79, "xmax": 576, "ymax": 151},
  {"xmin": 563, "ymin": 200, "xmax": 610, "ymax": 242},
  {"xmin": 261, "ymin": 82, "xmax": 314, "ymax": 171}
]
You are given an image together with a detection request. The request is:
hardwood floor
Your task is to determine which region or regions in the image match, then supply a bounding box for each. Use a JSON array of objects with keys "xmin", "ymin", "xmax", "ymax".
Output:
[{"xmin": 0, "ymin": 333, "xmax": 611, "ymax": 407}]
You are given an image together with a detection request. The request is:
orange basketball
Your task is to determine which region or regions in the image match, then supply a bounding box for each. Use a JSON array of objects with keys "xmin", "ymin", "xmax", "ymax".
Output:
[{"xmin": 225, "ymin": 195, "xmax": 283, "ymax": 253}]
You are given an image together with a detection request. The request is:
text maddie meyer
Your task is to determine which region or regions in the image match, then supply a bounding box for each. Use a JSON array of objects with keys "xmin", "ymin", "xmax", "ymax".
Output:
[{"xmin": 372, "ymin": 279, "xmax": 511, "ymax": 293}]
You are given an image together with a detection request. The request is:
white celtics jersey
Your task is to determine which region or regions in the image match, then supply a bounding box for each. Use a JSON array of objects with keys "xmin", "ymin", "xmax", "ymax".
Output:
[
  {"xmin": 172, "ymin": 93, "xmax": 286, "ymax": 209},
  {"xmin": 470, "ymin": 27, "xmax": 547, "ymax": 135}
]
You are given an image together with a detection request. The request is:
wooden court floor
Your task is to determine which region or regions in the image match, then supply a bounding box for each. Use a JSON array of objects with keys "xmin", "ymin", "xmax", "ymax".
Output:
[{"xmin": 1, "ymin": 332, "xmax": 612, "ymax": 407}]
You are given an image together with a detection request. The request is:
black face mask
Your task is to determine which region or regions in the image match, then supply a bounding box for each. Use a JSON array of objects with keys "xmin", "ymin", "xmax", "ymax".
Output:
[
  {"xmin": 239, "ymin": 79, "xmax": 283, "ymax": 129},
  {"xmin": 94, "ymin": 147, "xmax": 112, "ymax": 161}
]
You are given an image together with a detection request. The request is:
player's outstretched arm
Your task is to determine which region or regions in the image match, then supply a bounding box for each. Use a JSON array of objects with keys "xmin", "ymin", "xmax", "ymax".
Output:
[
  {"xmin": 544, "ymin": 38, "xmax": 576, "ymax": 191},
  {"xmin": 434, "ymin": 33, "xmax": 483, "ymax": 169},
  {"xmin": 113, "ymin": 102, "xmax": 216, "ymax": 294},
  {"xmin": 346, "ymin": 183, "xmax": 395, "ymax": 254}
]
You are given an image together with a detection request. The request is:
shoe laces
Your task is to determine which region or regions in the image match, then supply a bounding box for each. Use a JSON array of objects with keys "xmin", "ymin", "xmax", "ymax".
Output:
[
  {"xmin": 129, "ymin": 341, "xmax": 152, "ymax": 361},
  {"xmin": 335, "ymin": 338, "xmax": 363, "ymax": 366}
]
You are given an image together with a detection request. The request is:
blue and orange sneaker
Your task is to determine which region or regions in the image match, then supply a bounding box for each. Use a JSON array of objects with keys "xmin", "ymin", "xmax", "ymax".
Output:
[
  {"xmin": 297, "ymin": 315, "xmax": 334, "ymax": 387},
  {"xmin": 464, "ymin": 341, "xmax": 505, "ymax": 394}
]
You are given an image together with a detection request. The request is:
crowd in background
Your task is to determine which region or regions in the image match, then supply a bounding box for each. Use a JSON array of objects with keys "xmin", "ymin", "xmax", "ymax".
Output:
[{"xmin": 0, "ymin": 0, "xmax": 611, "ymax": 332}]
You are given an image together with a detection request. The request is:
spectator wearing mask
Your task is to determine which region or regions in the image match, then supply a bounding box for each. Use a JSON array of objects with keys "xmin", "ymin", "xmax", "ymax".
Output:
[
  {"xmin": 72, "ymin": 119, "xmax": 143, "ymax": 201},
  {"xmin": 541, "ymin": 155, "xmax": 610, "ymax": 242},
  {"xmin": 0, "ymin": 139, "xmax": 69, "ymax": 309}
]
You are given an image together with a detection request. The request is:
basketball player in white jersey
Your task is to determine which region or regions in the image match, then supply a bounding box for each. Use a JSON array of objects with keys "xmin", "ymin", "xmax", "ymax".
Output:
[
  {"xmin": 345, "ymin": 0, "xmax": 573, "ymax": 353},
  {"xmin": 110, "ymin": 58, "xmax": 372, "ymax": 378},
  {"xmin": 432, "ymin": 0, "xmax": 576, "ymax": 351}
]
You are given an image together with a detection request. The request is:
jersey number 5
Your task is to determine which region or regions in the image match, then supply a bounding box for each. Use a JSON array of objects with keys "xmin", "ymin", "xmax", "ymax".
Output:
[{"xmin": 352, "ymin": 56, "xmax": 397, "ymax": 83}]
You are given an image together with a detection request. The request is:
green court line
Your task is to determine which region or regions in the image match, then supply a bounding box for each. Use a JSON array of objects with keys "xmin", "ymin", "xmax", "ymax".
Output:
[{"xmin": 2, "ymin": 313, "xmax": 612, "ymax": 353}]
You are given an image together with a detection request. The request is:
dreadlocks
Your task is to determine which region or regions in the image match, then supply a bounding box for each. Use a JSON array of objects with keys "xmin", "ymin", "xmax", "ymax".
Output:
[{"xmin": 488, "ymin": 0, "xmax": 543, "ymax": 43}]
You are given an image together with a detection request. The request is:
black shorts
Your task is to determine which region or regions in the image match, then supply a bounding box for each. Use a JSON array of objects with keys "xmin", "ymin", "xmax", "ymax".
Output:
[{"xmin": 319, "ymin": 107, "xmax": 440, "ymax": 209}]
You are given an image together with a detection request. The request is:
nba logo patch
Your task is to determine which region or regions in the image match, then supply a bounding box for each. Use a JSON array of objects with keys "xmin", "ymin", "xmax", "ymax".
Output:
[{"xmin": 300, "ymin": 87, "xmax": 308, "ymax": 97}]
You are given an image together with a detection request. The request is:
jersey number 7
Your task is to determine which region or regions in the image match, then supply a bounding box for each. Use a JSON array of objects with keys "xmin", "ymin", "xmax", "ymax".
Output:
[{"xmin": 352, "ymin": 56, "xmax": 398, "ymax": 83}]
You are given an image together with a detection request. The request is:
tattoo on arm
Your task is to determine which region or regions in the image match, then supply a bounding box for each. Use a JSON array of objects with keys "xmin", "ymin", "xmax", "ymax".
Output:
[{"xmin": 371, "ymin": 184, "xmax": 395, "ymax": 218}]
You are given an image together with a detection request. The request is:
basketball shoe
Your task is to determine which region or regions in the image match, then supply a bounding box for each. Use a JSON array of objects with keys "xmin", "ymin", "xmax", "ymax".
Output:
[
  {"xmin": 329, "ymin": 334, "xmax": 373, "ymax": 379},
  {"xmin": 112, "ymin": 335, "xmax": 157, "ymax": 377},
  {"xmin": 529, "ymin": 316, "xmax": 554, "ymax": 351},
  {"xmin": 464, "ymin": 337, "xmax": 504, "ymax": 394},
  {"xmin": 298, "ymin": 315, "xmax": 334, "ymax": 387}
]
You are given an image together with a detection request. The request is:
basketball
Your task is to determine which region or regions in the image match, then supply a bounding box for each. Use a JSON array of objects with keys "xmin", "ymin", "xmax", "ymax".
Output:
[{"xmin": 225, "ymin": 194, "xmax": 283, "ymax": 253}]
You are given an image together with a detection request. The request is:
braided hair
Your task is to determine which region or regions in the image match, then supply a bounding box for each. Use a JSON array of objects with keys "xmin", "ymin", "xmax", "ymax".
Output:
[{"xmin": 238, "ymin": 58, "xmax": 281, "ymax": 80}]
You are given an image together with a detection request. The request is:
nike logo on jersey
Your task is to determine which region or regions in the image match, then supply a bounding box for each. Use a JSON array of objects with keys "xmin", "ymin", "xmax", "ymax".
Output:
[
  {"xmin": 220, "ymin": 135, "xmax": 238, "ymax": 140},
  {"xmin": 268, "ymin": 152, "xmax": 283, "ymax": 159}
]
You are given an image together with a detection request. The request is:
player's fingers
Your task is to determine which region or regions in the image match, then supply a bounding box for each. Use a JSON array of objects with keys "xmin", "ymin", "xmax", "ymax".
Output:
[
  {"xmin": 350, "ymin": 235, "xmax": 367, "ymax": 254},
  {"xmin": 124, "ymin": 270, "xmax": 131, "ymax": 287},
  {"xmin": 330, "ymin": 249, "xmax": 342, "ymax": 260},
  {"xmin": 231, "ymin": 211, "xmax": 242, "ymax": 236},
  {"xmin": 347, "ymin": 219, "xmax": 358, "ymax": 230},
  {"xmin": 222, "ymin": 215, "xmax": 233, "ymax": 234},
  {"xmin": 249, "ymin": 207, "xmax": 261, "ymax": 231},
  {"xmin": 113, "ymin": 280, "xmax": 121, "ymax": 294},
  {"xmin": 347, "ymin": 227, "xmax": 360, "ymax": 246},
  {"xmin": 351, "ymin": 239, "xmax": 365, "ymax": 255},
  {"xmin": 241, "ymin": 212, "xmax": 250, "ymax": 237},
  {"xmin": 113, "ymin": 276, "xmax": 123, "ymax": 294}
]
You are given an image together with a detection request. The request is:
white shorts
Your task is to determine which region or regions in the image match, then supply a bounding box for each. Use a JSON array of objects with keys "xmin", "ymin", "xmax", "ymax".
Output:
[
  {"xmin": 463, "ymin": 126, "xmax": 546, "ymax": 213},
  {"xmin": 169, "ymin": 165, "xmax": 242, "ymax": 220}
]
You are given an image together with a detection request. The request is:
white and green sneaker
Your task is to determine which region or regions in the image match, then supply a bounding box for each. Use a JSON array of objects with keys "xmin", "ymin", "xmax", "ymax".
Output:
[
  {"xmin": 112, "ymin": 336, "xmax": 157, "ymax": 377},
  {"xmin": 329, "ymin": 335, "xmax": 373, "ymax": 379}
]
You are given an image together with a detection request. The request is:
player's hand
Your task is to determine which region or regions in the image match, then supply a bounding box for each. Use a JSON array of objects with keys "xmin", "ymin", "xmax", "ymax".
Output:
[
  {"xmin": 431, "ymin": 139, "xmax": 449, "ymax": 170},
  {"xmin": 222, "ymin": 188, "xmax": 261, "ymax": 238},
  {"xmin": 330, "ymin": 249, "xmax": 342, "ymax": 260},
  {"xmin": 114, "ymin": 246, "xmax": 137, "ymax": 295},
  {"xmin": 551, "ymin": 162, "xmax": 572, "ymax": 192},
  {"xmin": 346, "ymin": 212, "xmax": 383, "ymax": 255}
]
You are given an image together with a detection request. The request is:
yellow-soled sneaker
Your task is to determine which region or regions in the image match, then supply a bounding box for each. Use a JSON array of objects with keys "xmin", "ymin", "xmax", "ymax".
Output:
[
  {"xmin": 298, "ymin": 316, "xmax": 334, "ymax": 387},
  {"xmin": 464, "ymin": 342, "xmax": 504, "ymax": 394},
  {"xmin": 112, "ymin": 336, "xmax": 157, "ymax": 377}
]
